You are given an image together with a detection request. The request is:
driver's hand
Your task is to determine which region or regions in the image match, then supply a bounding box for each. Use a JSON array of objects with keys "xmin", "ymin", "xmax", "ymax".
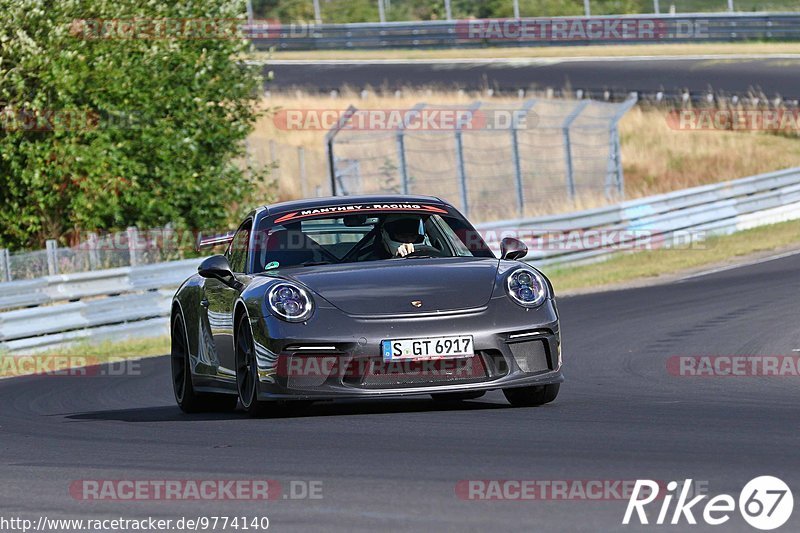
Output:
[{"xmin": 395, "ymin": 243, "xmax": 415, "ymax": 257}]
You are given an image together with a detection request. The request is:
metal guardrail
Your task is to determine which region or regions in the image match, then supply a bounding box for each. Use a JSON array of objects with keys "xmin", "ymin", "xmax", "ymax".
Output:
[
  {"xmin": 248, "ymin": 13, "xmax": 800, "ymax": 51},
  {"xmin": 0, "ymin": 259, "xmax": 199, "ymax": 352},
  {"xmin": 478, "ymin": 166, "xmax": 800, "ymax": 266},
  {"xmin": 2, "ymin": 166, "xmax": 800, "ymax": 353}
]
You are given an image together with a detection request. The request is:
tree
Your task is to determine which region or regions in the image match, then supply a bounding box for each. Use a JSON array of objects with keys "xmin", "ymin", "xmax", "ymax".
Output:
[{"xmin": 0, "ymin": 0, "xmax": 267, "ymax": 249}]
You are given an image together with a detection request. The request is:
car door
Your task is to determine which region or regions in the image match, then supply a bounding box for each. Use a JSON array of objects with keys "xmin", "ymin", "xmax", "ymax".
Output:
[{"xmin": 204, "ymin": 218, "xmax": 252, "ymax": 378}]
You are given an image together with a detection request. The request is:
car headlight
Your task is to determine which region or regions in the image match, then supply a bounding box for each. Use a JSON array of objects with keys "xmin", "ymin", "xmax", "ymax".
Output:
[
  {"xmin": 506, "ymin": 268, "xmax": 547, "ymax": 308},
  {"xmin": 267, "ymin": 282, "xmax": 314, "ymax": 322}
]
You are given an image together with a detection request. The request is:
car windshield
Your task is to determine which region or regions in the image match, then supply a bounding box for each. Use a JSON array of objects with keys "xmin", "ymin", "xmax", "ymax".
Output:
[{"xmin": 251, "ymin": 209, "xmax": 493, "ymax": 272}]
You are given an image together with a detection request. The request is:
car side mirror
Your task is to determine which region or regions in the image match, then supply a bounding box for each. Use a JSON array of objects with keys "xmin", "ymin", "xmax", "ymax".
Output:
[
  {"xmin": 500, "ymin": 237, "xmax": 528, "ymax": 261},
  {"xmin": 198, "ymin": 255, "xmax": 241, "ymax": 289}
]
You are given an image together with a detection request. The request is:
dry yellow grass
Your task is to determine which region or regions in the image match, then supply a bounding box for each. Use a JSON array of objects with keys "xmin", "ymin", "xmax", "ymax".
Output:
[{"xmin": 248, "ymin": 89, "xmax": 800, "ymax": 215}]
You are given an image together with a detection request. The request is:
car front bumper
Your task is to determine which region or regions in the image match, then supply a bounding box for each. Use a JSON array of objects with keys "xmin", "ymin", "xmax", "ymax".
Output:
[{"xmin": 248, "ymin": 296, "xmax": 563, "ymax": 400}]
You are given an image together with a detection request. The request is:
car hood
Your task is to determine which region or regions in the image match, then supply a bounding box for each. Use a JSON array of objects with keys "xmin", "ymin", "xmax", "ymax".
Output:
[{"xmin": 280, "ymin": 257, "xmax": 500, "ymax": 316}]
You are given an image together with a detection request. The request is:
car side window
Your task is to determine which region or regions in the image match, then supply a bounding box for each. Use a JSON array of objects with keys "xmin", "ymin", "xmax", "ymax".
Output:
[{"xmin": 227, "ymin": 219, "xmax": 252, "ymax": 273}]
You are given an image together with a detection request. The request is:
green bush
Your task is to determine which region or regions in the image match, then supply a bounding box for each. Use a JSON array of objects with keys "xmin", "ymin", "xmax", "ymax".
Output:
[{"xmin": 0, "ymin": 0, "xmax": 267, "ymax": 250}]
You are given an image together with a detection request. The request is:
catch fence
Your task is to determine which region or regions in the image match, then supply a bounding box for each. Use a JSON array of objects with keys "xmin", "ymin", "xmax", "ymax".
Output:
[{"xmin": 326, "ymin": 96, "xmax": 637, "ymax": 221}]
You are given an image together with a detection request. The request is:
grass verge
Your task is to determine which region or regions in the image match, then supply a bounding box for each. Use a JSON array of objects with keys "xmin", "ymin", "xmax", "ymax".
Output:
[
  {"xmin": 0, "ymin": 336, "xmax": 169, "ymax": 378},
  {"xmin": 546, "ymin": 218, "xmax": 800, "ymax": 293},
  {"xmin": 259, "ymin": 42, "xmax": 800, "ymax": 61}
]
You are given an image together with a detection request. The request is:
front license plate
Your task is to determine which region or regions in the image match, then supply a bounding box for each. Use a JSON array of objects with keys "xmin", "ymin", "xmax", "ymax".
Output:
[{"xmin": 381, "ymin": 336, "xmax": 474, "ymax": 361}]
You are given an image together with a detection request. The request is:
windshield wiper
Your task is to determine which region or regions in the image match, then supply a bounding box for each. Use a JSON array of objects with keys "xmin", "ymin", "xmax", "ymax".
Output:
[{"xmin": 301, "ymin": 260, "xmax": 334, "ymax": 266}]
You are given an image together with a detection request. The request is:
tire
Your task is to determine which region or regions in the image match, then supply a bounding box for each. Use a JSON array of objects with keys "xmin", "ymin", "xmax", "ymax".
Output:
[
  {"xmin": 171, "ymin": 312, "xmax": 238, "ymax": 413},
  {"xmin": 431, "ymin": 391, "xmax": 486, "ymax": 402},
  {"xmin": 235, "ymin": 316, "xmax": 274, "ymax": 417},
  {"xmin": 503, "ymin": 383, "xmax": 560, "ymax": 407}
]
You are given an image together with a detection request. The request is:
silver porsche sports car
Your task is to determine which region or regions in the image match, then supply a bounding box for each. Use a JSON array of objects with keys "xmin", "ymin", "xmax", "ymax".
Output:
[{"xmin": 171, "ymin": 194, "xmax": 562, "ymax": 415}]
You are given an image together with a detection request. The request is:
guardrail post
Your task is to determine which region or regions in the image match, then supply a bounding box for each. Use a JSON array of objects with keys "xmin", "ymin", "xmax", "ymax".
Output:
[
  {"xmin": 45, "ymin": 240, "xmax": 59, "ymax": 276},
  {"xmin": 562, "ymin": 100, "xmax": 589, "ymax": 201},
  {"xmin": 583, "ymin": 0, "xmax": 590, "ymax": 16},
  {"xmin": 127, "ymin": 227, "xmax": 140, "ymax": 267},
  {"xmin": 653, "ymin": 0, "xmax": 660, "ymax": 14},
  {"xmin": 0, "ymin": 248, "xmax": 11, "ymax": 282},
  {"xmin": 87, "ymin": 232, "xmax": 100, "ymax": 270},
  {"xmin": 444, "ymin": 0, "xmax": 452, "ymax": 20},
  {"xmin": 298, "ymin": 146, "xmax": 308, "ymax": 198}
]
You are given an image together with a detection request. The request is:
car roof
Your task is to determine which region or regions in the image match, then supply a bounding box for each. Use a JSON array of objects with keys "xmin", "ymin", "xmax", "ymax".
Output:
[{"xmin": 261, "ymin": 194, "xmax": 451, "ymax": 216}]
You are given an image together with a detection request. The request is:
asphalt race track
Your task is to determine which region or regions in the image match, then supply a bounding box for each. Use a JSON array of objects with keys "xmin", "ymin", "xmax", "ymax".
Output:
[
  {"xmin": 264, "ymin": 56, "xmax": 800, "ymax": 101},
  {"xmin": 1, "ymin": 252, "xmax": 799, "ymax": 532}
]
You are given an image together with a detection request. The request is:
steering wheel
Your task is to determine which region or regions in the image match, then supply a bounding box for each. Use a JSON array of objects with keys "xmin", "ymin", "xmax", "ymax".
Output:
[{"xmin": 402, "ymin": 244, "xmax": 443, "ymax": 258}]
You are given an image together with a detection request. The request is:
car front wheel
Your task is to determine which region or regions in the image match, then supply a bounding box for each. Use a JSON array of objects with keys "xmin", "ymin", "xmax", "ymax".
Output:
[
  {"xmin": 503, "ymin": 384, "xmax": 559, "ymax": 407},
  {"xmin": 171, "ymin": 312, "xmax": 238, "ymax": 413},
  {"xmin": 235, "ymin": 317, "xmax": 275, "ymax": 416}
]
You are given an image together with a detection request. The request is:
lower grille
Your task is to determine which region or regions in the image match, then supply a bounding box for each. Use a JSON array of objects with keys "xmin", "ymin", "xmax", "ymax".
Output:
[
  {"xmin": 357, "ymin": 355, "xmax": 489, "ymax": 389},
  {"xmin": 508, "ymin": 339, "xmax": 551, "ymax": 373}
]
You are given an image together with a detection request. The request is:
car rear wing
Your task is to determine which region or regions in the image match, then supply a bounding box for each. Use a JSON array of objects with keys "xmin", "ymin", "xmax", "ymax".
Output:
[{"xmin": 196, "ymin": 231, "xmax": 235, "ymax": 251}]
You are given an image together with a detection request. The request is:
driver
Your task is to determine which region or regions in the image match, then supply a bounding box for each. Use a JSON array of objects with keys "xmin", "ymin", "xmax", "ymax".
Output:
[{"xmin": 381, "ymin": 215, "xmax": 425, "ymax": 257}]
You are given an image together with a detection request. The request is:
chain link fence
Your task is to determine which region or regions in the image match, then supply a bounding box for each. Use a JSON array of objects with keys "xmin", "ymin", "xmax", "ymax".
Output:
[
  {"xmin": 326, "ymin": 95, "xmax": 636, "ymax": 222},
  {"xmin": 0, "ymin": 228, "xmax": 196, "ymax": 282}
]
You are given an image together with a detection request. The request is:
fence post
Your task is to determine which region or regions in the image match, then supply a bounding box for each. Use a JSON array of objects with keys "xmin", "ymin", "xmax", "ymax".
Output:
[
  {"xmin": 269, "ymin": 139, "xmax": 280, "ymax": 180},
  {"xmin": 0, "ymin": 248, "xmax": 11, "ymax": 282},
  {"xmin": 313, "ymin": 0, "xmax": 322, "ymax": 23},
  {"xmin": 378, "ymin": 0, "xmax": 386, "ymax": 23},
  {"xmin": 325, "ymin": 105, "xmax": 358, "ymax": 196},
  {"xmin": 583, "ymin": 0, "xmax": 590, "ymax": 16},
  {"xmin": 454, "ymin": 130, "xmax": 468, "ymax": 216},
  {"xmin": 511, "ymin": 99, "xmax": 537, "ymax": 218},
  {"xmin": 127, "ymin": 227, "xmax": 140, "ymax": 267},
  {"xmin": 46, "ymin": 239, "xmax": 59, "ymax": 276},
  {"xmin": 606, "ymin": 93, "xmax": 638, "ymax": 199},
  {"xmin": 444, "ymin": 0, "xmax": 452, "ymax": 20},
  {"xmin": 653, "ymin": 0, "xmax": 660, "ymax": 13},
  {"xmin": 87, "ymin": 232, "xmax": 100, "ymax": 270},
  {"xmin": 728, "ymin": 0, "xmax": 734, "ymax": 11},
  {"xmin": 397, "ymin": 130, "xmax": 409, "ymax": 194},
  {"xmin": 454, "ymin": 102, "xmax": 481, "ymax": 217},
  {"xmin": 513, "ymin": 0, "xmax": 520, "ymax": 19},
  {"xmin": 562, "ymin": 100, "xmax": 589, "ymax": 201},
  {"xmin": 395, "ymin": 103, "xmax": 424, "ymax": 195},
  {"xmin": 298, "ymin": 146, "xmax": 308, "ymax": 198}
]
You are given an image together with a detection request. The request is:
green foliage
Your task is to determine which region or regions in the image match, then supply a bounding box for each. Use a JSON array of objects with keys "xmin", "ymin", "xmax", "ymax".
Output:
[{"xmin": 0, "ymin": 0, "xmax": 267, "ymax": 249}]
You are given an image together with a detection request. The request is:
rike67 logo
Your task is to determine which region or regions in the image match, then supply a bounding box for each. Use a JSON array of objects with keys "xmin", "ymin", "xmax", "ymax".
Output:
[{"xmin": 624, "ymin": 476, "xmax": 793, "ymax": 530}]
